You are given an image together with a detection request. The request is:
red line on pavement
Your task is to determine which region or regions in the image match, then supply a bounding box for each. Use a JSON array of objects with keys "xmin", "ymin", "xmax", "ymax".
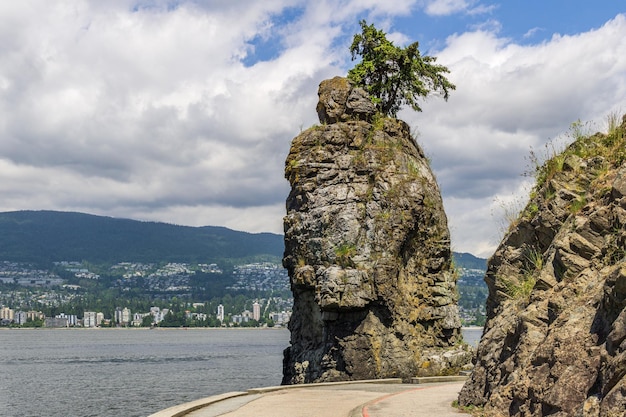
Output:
[{"xmin": 361, "ymin": 386, "xmax": 432, "ymax": 417}]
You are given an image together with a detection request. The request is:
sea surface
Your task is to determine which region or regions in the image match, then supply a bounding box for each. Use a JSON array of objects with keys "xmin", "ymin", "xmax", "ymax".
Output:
[{"xmin": 0, "ymin": 327, "xmax": 482, "ymax": 417}]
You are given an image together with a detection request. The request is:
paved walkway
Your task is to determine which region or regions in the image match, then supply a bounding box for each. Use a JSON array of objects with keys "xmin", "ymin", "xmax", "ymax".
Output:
[
  {"xmin": 357, "ymin": 383, "xmax": 466, "ymax": 417},
  {"xmin": 148, "ymin": 379, "xmax": 467, "ymax": 417}
]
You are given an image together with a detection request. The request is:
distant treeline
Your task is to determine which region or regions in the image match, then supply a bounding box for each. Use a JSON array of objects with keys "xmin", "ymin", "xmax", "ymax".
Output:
[
  {"xmin": 0, "ymin": 210, "xmax": 283, "ymax": 267},
  {"xmin": 454, "ymin": 252, "xmax": 488, "ymax": 270},
  {"xmin": 0, "ymin": 210, "xmax": 485, "ymax": 271}
]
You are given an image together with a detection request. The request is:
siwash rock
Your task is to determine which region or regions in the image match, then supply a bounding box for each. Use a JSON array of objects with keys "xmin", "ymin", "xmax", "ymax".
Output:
[
  {"xmin": 459, "ymin": 115, "xmax": 626, "ymax": 416},
  {"xmin": 282, "ymin": 77, "xmax": 471, "ymax": 384}
]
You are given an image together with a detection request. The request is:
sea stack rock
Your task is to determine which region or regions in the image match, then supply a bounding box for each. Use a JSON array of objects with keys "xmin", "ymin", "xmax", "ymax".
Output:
[
  {"xmin": 282, "ymin": 77, "xmax": 471, "ymax": 384},
  {"xmin": 458, "ymin": 115, "xmax": 626, "ymax": 416}
]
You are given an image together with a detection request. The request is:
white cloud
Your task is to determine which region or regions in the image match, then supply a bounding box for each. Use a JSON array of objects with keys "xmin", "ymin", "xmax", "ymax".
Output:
[
  {"xmin": 424, "ymin": 0, "xmax": 471, "ymax": 15},
  {"xmin": 523, "ymin": 27, "xmax": 544, "ymax": 39},
  {"xmin": 469, "ymin": 18, "xmax": 502, "ymax": 33},
  {"xmin": 0, "ymin": 0, "xmax": 416, "ymax": 229},
  {"xmin": 127, "ymin": 203, "xmax": 287, "ymax": 234},
  {"xmin": 423, "ymin": 0, "xmax": 493, "ymax": 17},
  {"xmin": 404, "ymin": 13, "xmax": 626, "ymax": 256},
  {"xmin": 0, "ymin": 1, "xmax": 308, "ymax": 220},
  {"xmin": 1, "ymin": 1, "xmax": 625, "ymax": 259}
]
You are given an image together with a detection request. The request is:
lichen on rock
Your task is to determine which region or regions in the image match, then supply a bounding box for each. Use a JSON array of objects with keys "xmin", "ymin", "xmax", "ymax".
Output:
[
  {"xmin": 282, "ymin": 77, "xmax": 470, "ymax": 384},
  {"xmin": 458, "ymin": 115, "xmax": 626, "ymax": 416}
]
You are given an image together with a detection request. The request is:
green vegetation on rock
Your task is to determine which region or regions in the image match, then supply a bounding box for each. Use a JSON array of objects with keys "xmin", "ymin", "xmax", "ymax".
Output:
[
  {"xmin": 459, "ymin": 113, "xmax": 626, "ymax": 416},
  {"xmin": 347, "ymin": 20, "xmax": 455, "ymax": 117}
]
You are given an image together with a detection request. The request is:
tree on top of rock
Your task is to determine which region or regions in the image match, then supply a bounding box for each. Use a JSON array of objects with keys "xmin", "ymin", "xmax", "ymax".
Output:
[{"xmin": 347, "ymin": 20, "xmax": 455, "ymax": 117}]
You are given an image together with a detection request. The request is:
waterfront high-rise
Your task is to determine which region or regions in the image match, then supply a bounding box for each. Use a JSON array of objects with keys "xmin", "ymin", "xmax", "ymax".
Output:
[
  {"xmin": 122, "ymin": 307, "xmax": 131, "ymax": 325},
  {"xmin": 252, "ymin": 302, "xmax": 261, "ymax": 321},
  {"xmin": 217, "ymin": 304, "xmax": 224, "ymax": 322},
  {"xmin": 96, "ymin": 312, "xmax": 105, "ymax": 326},
  {"xmin": 0, "ymin": 306, "xmax": 14, "ymax": 321},
  {"xmin": 84, "ymin": 311, "xmax": 97, "ymax": 328}
]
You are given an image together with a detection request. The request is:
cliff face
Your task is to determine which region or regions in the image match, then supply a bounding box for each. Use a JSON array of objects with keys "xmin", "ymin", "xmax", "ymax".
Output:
[
  {"xmin": 459, "ymin": 116, "xmax": 626, "ymax": 416},
  {"xmin": 282, "ymin": 77, "xmax": 470, "ymax": 384}
]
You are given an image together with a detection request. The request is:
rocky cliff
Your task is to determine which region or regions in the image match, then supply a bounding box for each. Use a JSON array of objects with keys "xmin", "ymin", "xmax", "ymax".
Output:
[
  {"xmin": 282, "ymin": 77, "xmax": 471, "ymax": 384},
  {"xmin": 459, "ymin": 116, "xmax": 626, "ymax": 416}
]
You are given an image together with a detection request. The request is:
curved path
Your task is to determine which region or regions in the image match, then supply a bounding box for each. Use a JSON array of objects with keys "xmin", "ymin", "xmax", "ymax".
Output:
[{"xmin": 149, "ymin": 378, "xmax": 467, "ymax": 417}]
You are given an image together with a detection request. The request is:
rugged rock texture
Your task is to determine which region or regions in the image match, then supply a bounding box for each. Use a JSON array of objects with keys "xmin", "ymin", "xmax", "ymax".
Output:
[
  {"xmin": 282, "ymin": 77, "xmax": 471, "ymax": 384},
  {"xmin": 459, "ymin": 116, "xmax": 626, "ymax": 416}
]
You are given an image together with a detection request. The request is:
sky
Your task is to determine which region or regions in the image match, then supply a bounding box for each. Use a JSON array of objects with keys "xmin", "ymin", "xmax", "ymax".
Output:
[{"xmin": 1, "ymin": 1, "xmax": 625, "ymax": 258}]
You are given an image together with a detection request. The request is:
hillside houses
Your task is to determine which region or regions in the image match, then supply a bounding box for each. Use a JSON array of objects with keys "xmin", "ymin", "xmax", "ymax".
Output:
[{"xmin": 227, "ymin": 263, "xmax": 289, "ymax": 292}]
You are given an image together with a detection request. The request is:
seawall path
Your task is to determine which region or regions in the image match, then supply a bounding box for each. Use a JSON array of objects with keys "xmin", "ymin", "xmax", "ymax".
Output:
[{"xmin": 148, "ymin": 377, "xmax": 467, "ymax": 417}]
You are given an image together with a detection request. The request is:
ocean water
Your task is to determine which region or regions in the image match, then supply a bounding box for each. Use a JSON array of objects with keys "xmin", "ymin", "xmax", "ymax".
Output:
[
  {"xmin": 0, "ymin": 328, "xmax": 290, "ymax": 417},
  {"xmin": 0, "ymin": 327, "xmax": 482, "ymax": 417},
  {"xmin": 462, "ymin": 326, "xmax": 482, "ymax": 347}
]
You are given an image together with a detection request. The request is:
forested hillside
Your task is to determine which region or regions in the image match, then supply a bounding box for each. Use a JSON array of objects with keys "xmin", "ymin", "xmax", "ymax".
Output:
[
  {"xmin": 0, "ymin": 210, "xmax": 283, "ymax": 265},
  {"xmin": 0, "ymin": 210, "xmax": 487, "ymax": 326}
]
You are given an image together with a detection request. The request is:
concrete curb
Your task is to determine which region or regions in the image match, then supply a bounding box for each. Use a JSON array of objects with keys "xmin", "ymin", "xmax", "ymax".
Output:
[
  {"xmin": 147, "ymin": 392, "xmax": 249, "ymax": 417},
  {"xmin": 147, "ymin": 378, "xmax": 403, "ymax": 417},
  {"xmin": 411, "ymin": 375, "xmax": 468, "ymax": 384},
  {"xmin": 248, "ymin": 378, "xmax": 403, "ymax": 394}
]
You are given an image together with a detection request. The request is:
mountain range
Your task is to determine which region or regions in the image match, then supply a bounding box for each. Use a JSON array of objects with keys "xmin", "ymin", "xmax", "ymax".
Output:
[
  {"xmin": 0, "ymin": 210, "xmax": 283, "ymax": 265},
  {"xmin": 0, "ymin": 210, "xmax": 485, "ymax": 269}
]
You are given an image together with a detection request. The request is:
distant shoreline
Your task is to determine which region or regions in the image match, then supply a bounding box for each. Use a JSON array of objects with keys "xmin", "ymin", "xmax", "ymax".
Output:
[
  {"xmin": 461, "ymin": 326, "xmax": 484, "ymax": 330},
  {"xmin": 2, "ymin": 326, "xmax": 481, "ymax": 332},
  {"xmin": 0, "ymin": 326, "xmax": 288, "ymax": 331}
]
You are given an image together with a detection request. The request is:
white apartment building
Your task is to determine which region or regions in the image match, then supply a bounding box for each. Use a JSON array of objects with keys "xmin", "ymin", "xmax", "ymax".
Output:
[
  {"xmin": 84, "ymin": 311, "xmax": 97, "ymax": 327},
  {"xmin": 132, "ymin": 312, "xmax": 149, "ymax": 326},
  {"xmin": 0, "ymin": 306, "xmax": 14, "ymax": 321},
  {"xmin": 271, "ymin": 311, "xmax": 292, "ymax": 326},
  {"xmin": 56, "ymin": 313, "xmax": 78, "ymax": 326},
  {"xmin": 150, "ymin": 307, "xmax": 169, "ymax": 323},
  {"xmin": 122, "ymin": 307, "xmax": 131, "ymax": 324},
  {"xmin": 217, "ymin": 304, "xmax": 224, "ymax": 322},
  {"xmin": 14, "ymin": 311, "xmax": 27, "ymax": 325},
  {"xmin": 26, "ymin": 311, "xmax": 44, "ymax": 321},
  {"xmin": 114, "ymin": 307, "xmax": 131, "ymax": 325},
  {"xmin": 252, "ymin": 302, "xmax": 261, "ymax": 321}
]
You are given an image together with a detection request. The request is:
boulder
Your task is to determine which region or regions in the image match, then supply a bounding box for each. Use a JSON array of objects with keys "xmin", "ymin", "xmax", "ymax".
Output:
[
  {"xmin": 283, "ymin": 77, "xmax": 470, "ymax": 384},
  {"xmin": 316, "ymin": 76, "xmax": 376, "ymax": 124}
]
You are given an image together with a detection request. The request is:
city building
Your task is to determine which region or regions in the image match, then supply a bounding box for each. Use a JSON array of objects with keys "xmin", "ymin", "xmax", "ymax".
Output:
[
  {"xmin": 185, "ymin": 311, "xmax": 207, "ymax": 321},
  {"xmin": 242, "ymin": 310, "xmax": 253, "ymax": 321},
  {"xmin": 252, "ymin": 302, "xmax": 261, "ymax": 321},
  {"xmin": 122, "ymin": 307, "xmax": 131, "ymax": 325},
  {"xmin": 232, "ymin": 314, "xmax": 249, "ymax": 324},
  {"xmin": 26, "ymin": 311, "xmax": 44, "ymax": 321},
  {"xmin": 84, "ymin": 311, "xmax": 97, "ymax": 328},
  {"xmin": 45, "ymin": 317, "xmax": 68, "ymax": 328},
  {"xmin": 1, "ymin": 306, "xmax": 14, "ymax": 321},
  {"xmin": 114, "ymin": 307, "xmax": 131, "ymax": 325},
  {"xmin": 132, "ymin": 312, "xmax": 148, "ymax": 326},
  {"xmin": 56, "ymin": 313, "xmax": 78, "ymax": 326},
  {"xmin": 217, "ymin": 304, "xmax": 224, "ymax": 322},
  {"xmin": 271, "ymin": 311, "xmax": 292, "ymax": 326},
  {"xmin": 149, "ymin": 307, "xmax": 169, "ymax": 323},
  {"xmin": 14, "ymin": 311, "xmax": 27, "ymax": 325}
]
